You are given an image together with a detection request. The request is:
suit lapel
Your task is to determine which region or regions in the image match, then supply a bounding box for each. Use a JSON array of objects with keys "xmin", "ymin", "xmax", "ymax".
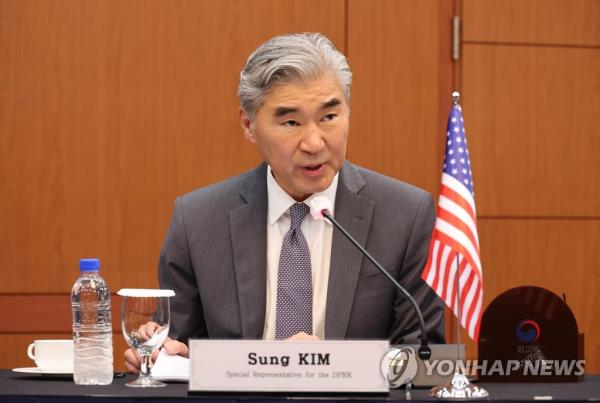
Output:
[
  {"xmin": 325, "ymin": 162, "xmax": 374, "ymax": 339},
  {"xmin": 229, "ymin": 163, "xmax": 268, "ymax": 339}
]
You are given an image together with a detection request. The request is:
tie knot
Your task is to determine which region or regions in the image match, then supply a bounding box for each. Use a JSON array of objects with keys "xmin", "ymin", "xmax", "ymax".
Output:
[{"xmin": 289, "ymin": 203, "xmax": 310, "ymax": 230}]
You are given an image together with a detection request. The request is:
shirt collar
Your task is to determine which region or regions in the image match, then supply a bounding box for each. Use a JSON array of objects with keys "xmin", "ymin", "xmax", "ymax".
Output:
[{"xmin": 266, "ymin": 165, "xmax": 338, "ymax": 226}]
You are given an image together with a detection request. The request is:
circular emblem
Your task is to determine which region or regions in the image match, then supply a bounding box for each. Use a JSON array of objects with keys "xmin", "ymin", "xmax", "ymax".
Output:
[
  {"xmin": 516, "ymin": 319, "xmax": 541, "ymax": 343},
  {"xmin": 381, "ymin": 347, "xmax": 418, "ymax": 388}
]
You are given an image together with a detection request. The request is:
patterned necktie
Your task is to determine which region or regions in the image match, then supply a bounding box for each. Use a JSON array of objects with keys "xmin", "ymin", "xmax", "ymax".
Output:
[{"xmin": 275, "ymin": 202, "xmax": 313, "ymax": 339}]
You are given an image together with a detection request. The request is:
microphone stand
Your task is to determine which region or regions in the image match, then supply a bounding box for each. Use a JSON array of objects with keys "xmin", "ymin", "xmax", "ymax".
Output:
[{"xmin": 321, "ymin": 209, "xmax": 432, "ymax": 361}]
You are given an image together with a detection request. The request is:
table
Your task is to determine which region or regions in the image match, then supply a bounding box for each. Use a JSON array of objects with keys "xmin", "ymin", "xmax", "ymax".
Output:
[{"xmin": 1, "ymin": 370, "xmax": 599, "ymax": 402}]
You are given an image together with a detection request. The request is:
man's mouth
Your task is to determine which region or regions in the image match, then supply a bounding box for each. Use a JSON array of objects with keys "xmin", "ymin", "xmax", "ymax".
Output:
[
  {"xmin": 301, "ymin": 163, "xmax": 325, "ymax": 176},
  {"xmin": 304, "ymin": 164, "xmax": 323, "ymax": 172}
]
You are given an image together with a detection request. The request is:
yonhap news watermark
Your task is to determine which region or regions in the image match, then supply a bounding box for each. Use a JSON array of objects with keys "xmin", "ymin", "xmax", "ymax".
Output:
[
  {"xmin": 384, "ymin": 346, "xmax": 585, "ymax": 387},
  {"xmin": 420, "ymin": 358, "xmax": 585, "ymax": 377}
]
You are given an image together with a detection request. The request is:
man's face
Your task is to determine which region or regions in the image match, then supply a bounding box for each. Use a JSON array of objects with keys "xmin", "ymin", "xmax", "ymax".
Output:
[{"xmin": 240, "ymin": 74, "xmax": 349, "ymax": 201}]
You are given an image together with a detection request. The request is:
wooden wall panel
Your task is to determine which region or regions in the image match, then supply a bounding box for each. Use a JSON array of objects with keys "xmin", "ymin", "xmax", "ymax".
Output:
[
  {"xmin": 463, "ymin": 0, "xmax": 600, "ymax": 46},
  {"xmin": 347, "ymin": 0, "xmax": 451, "ymax": 194},
  {"xmin": 462, "ymin": 45, "xmax": 600, "ymax": 217},
  {"xmin": 0, "ymin": 294, "xmax": 123, "ymax": 333},
  {"xmin": 0, "ymin": 0, "xmax": 344, "ymax": 293}
]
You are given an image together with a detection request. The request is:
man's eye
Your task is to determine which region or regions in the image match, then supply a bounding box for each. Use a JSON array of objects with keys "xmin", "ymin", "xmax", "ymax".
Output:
[
  {"xmin": 282, "ymin": 120, "xmax": 299, "ymax": 127},
  {"xmin": 323, "ymin": 113, "xmax": 337, "ymax": 121}
]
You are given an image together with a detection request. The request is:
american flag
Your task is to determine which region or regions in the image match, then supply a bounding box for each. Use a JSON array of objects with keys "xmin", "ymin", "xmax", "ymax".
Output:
[{"xmin": 422, "ymin": 101, "xmax": 483, "ymax": 340}]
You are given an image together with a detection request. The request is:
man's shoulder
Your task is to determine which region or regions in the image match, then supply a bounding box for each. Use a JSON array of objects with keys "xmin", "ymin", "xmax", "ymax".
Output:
[
  {"xmin": 176, "ymin": 163, "xmax": 267, "ymax": 212},
  {"xmin": 342, "ymin": 162, "xmax": 436, "ymax": 249},
  {"xmin": 343, "ymin": 161, "xmax": 431, "ymax": 204}
]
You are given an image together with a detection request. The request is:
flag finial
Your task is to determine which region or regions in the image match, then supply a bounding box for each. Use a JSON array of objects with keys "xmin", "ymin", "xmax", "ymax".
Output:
[{"xmin": 452, "ymin": 91, "xmax": 461, "ymax": 105}]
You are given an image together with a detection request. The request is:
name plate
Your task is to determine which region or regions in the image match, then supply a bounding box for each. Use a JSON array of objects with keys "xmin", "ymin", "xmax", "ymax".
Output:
[{"xmin": 189, "ymin": 339, "xmax": 389, "ymax": 393}]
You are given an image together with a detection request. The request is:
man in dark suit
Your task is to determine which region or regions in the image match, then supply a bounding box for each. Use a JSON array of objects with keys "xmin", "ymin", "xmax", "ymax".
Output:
[{"xmin": 125, "ymin": 32, "xmax": 443, "ymax": 372}]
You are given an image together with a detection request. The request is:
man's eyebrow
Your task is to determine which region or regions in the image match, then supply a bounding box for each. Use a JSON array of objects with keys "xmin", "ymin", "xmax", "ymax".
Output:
[
  {"xmin": 273, "ymin": 98, "xmax": 342, "ymax": 117},
  {"xmin": 321, "ymin": 98, "xmax": 342, "ymax": 110},
  {"xmin": 274, "ymin": 106, "xmax": 298, "ymax": 117}
]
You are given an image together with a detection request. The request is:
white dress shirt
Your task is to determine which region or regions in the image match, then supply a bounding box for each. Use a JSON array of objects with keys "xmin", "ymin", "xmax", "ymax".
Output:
[{"xmin": 263, "ymin": 165, "xmax": 338, "ymax": 339}]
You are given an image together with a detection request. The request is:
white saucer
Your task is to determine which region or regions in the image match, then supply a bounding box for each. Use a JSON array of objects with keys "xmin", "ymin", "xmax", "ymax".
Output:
[{"xmin": 12, "ymin": 366, "xmax": 72, "ymax": 376}]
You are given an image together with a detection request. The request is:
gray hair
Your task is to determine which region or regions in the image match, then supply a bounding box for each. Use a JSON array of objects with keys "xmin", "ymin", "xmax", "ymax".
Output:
[{"xmin": 238, "ymin": 33, "xmax": 352, "ymax": 119}]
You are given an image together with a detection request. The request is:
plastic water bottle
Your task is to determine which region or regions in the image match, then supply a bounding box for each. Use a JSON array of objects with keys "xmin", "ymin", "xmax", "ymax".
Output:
[{"xmin": 71, "ymin": 258, "xmax": 113, "ymax": 385}]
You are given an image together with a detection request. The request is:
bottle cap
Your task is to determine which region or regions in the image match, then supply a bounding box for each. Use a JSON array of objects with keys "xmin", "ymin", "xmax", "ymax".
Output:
[{"xmin": 80, "ymin": 258, "xmax": 100, "ymax": 272}]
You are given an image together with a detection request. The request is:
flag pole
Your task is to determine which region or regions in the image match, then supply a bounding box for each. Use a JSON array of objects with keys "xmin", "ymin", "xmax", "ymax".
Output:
[
  {"xmin": 429, "ymin": 92, "xmax": 489, "ymax": 399},
  {"xmin": 454, "ymin": 255, "xmax": 463, "ymax": 370},
  {"xmin": 450, "ymin": 91, "xmax": 464, "ymax": 371}
]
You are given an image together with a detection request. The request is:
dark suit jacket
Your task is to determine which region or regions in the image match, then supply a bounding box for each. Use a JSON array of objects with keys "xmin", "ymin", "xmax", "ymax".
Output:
[{"xmin": 158, "ymin": 161, "xmax": 445, "ymax": 344}]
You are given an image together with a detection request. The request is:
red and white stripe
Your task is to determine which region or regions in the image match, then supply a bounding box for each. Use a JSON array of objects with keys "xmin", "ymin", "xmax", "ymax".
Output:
[{"xmin": 422, "ymin": 173, "xmax": 484, "ymax": 340}]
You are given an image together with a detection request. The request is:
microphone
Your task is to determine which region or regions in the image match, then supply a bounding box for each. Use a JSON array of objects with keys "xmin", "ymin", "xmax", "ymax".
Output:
[{"xmin": 310, "ymin": 196, "xmax": 432, "ymax": 360}]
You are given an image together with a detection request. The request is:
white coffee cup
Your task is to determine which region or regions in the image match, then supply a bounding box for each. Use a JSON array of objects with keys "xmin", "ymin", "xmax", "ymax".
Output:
[{"xmin": 27, "ymin": 339, "xmax": 74, "ymax": 371}]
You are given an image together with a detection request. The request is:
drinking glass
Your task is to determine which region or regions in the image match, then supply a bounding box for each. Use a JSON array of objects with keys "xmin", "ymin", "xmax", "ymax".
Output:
[{"xmin": 117, "ymin": 288, "xmax": 175, "ymax": 388}]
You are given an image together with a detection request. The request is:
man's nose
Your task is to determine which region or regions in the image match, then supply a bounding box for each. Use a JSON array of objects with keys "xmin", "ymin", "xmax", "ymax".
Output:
[{"xmin": 299, "ymin": 123, "xmax": 325, "ymax": 153}]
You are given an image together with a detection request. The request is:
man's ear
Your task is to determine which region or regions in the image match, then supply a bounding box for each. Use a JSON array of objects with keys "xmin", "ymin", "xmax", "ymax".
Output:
[{"xmin": 239, "ymin": 107, "xmax": 255, "ymax": 143}]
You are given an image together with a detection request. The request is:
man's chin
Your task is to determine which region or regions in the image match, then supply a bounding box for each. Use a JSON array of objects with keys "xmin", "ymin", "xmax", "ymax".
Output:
[
  {"xmin": 288, "ymin": 185, "xmax": 328, "ymax": 202},
  {"xmin": 302, "ymin": 179, "xmax": 334, "ymax": 197}
]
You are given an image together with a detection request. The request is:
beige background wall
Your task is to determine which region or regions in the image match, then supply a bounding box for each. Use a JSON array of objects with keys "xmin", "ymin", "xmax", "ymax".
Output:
[{"xmin": 1, "ymin": 0, "xmax": 598, "ymax": 372}]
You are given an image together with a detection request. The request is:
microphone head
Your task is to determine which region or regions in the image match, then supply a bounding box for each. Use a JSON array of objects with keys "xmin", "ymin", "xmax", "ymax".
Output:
[{"xmin": 309, "ymin": 196, "xmax": 333, "ymax": 220}]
